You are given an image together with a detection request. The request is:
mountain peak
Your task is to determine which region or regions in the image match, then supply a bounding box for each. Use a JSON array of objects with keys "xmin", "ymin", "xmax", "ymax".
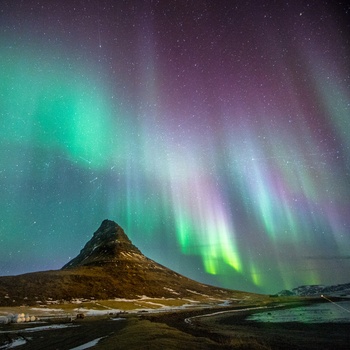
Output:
[
  {"xmin": 62, "ymin": 219, "xmax": 142, "ymax": 269},
  {"xmin": 99, "ymin": 219, "xmax": 119, "ymax": 230}
]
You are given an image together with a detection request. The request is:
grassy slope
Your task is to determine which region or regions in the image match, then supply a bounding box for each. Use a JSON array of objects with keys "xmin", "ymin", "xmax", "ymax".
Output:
[{"xmin": 0, "ymin": 262, "xmax": 261, "ymax": 307}]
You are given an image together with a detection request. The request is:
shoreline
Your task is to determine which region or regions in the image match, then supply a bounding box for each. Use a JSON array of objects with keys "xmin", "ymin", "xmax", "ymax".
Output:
[
  {"xmin": 1, "ymin": 299, "xmax": 349, "ymax": 349},
  {"xmin": 144, "ymin": 300, "xmax": 350, "ymax": 349}
]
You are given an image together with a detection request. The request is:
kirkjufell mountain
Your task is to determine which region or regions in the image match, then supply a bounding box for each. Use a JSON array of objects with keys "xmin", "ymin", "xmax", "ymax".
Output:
[
  {"xmin": 62, "ymin": 219, "xmax": 143, "ymax": 269},
  {"xmin": 0, "ymin": 220, "xmax": 252, "ymax": 306}
]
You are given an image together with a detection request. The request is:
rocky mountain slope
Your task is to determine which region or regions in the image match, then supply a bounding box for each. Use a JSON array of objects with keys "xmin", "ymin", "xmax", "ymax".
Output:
[
  {"xmin": 277, "ymin": 282, "xmax": 350, "ymax": 297},
  {"xmin": 62, "ymin": 219, "xmax": 143, "ymax": 269},
  {"xmin": 0, "ymin": 220, "xmax": 253, "ymax": 306}
]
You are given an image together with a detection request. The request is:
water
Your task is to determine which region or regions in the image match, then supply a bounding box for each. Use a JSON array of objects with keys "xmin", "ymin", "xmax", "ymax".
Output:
[{"xmin": 247, "ymin": 301, "xmax": 350, "ymax": 323}]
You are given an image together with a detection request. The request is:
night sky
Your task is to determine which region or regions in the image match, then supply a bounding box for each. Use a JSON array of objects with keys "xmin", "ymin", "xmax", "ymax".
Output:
[{"xmin": 1, "ymin": 0, "xmax": 350, "ymax": 294}]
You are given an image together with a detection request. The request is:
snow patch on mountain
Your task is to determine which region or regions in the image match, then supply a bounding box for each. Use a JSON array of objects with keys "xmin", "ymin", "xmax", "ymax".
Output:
[{"xmin": 277, "ymin": 282, "xmax": 350, "ymax": 297}]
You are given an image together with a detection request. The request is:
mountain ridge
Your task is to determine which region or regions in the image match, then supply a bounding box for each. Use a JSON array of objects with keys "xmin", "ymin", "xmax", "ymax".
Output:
[
  {"xmin": 277, "ymin": 282, "xmax": 350, "ymax": 297},
  {"xmin": 0, "ymin": 220, "xmax": 255, "ymax": 306}
]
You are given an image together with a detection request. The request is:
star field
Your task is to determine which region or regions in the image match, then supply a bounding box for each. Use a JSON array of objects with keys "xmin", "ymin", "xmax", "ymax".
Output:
[{"xmin": 0, "ymin": 0, "xmax": 350, "ymax": 294}]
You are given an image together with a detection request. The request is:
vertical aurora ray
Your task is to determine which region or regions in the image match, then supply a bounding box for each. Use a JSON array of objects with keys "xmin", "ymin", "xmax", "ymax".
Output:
[
  {"xmin": 158, "ymin": 145, "xmax": 242, "ymax": 275},
  {"xmin": 221, "ymin": 94, "xmax": 349, "ymax": 289}
]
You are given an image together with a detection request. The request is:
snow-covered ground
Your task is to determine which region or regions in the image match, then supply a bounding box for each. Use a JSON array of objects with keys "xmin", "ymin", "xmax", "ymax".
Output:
[
  {"xmin": 69, "ymin": 337, "xmax": 106, "ymax": 350},
  {"xmin": 0, "ymin": 324, "xmax": 78, "ymax": 334},
  {"xmin": 0, "ymin": 337, "xmax": 27, "ymax": 349},
  {"xmin": 0, "ymin": 295, "xmax": 236, "ymax": 323}
]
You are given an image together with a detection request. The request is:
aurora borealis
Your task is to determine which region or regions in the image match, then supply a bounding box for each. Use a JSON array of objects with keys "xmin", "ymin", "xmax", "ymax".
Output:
[{"xmin": 1, "ymin": 0, "xmax": 349, "ymax": 294}]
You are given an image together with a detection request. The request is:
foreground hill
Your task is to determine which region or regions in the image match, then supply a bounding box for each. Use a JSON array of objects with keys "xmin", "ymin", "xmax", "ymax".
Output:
[{"xmin": 0, "ymin": 220, "xmax": 255, "ymax": 306}]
